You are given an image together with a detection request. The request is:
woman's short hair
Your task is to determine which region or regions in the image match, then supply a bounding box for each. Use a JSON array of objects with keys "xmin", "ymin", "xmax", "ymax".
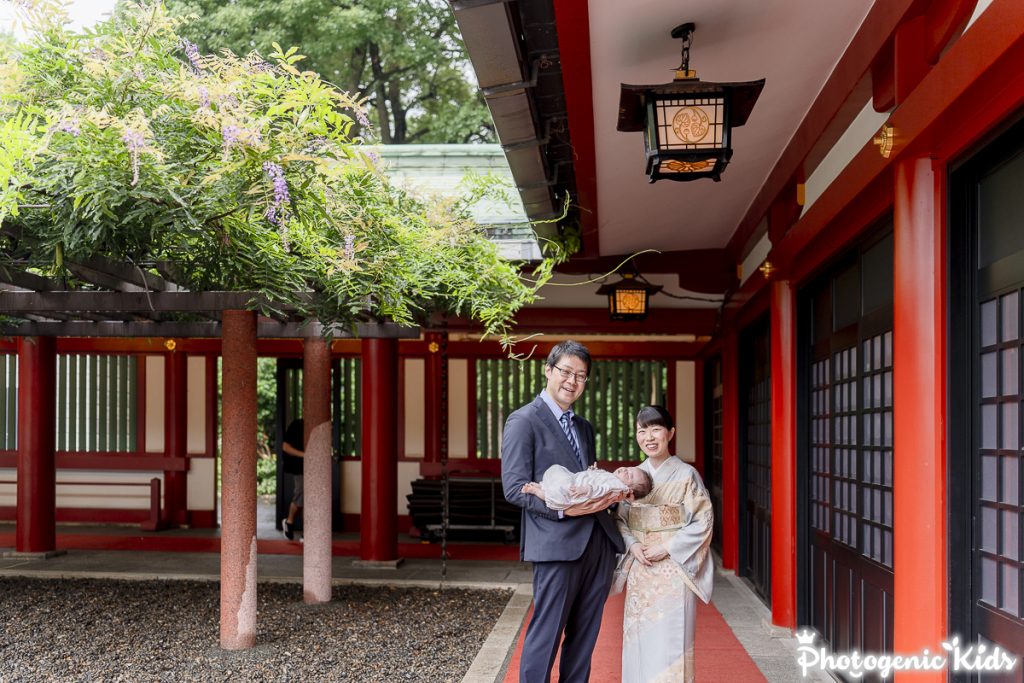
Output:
[
  {"xmin": 546, "ymin": 340, "xmax": 592, "ymax": 373},
  {"xmin": 636, "ymin": 405, "xmax": 674, "ymax": 431}
]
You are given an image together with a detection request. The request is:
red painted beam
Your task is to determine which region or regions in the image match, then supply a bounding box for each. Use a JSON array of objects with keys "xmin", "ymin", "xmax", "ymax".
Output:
[
  {"xmin": 554, "ymin": 249, "xmax": 737, "ymax": 294},
  {"xmin": 722, "ymin": 284, "xmax": 771, "ymax": 333},
  {"xmin": 769, "ymin": 280, "xmax": 797, "ymax": 629},
  {"xmin": 727, "ymin": 0, "xmax": 918, "ymax": 262},
  {"xmin": 924, "ymin": 0, "xmax": 977, "ymax": 64},
  {"xmin": 892, "ymin": 156, "xmax": 946, "ymax": 677},
  {"xmin": 16, "ymin": 336, "xmax": 57, "ymax": 553},
  {"xmin": 465, "ymin": 307, "xmax": 718, "ymax": 336},
  {"xmin": 0, "ymin": 453, "xmax": 189, "ymax": 470},
  {"xmin": 553, "ymin": 0, "xmax": 600, "ymax": 257},
  {"xmin": 773, "ymin": 0, "xmax": 1024, "ymax": 281}
]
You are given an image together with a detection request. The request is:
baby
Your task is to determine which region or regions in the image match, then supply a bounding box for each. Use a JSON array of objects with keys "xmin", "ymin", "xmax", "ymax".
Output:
[{"xmin": 521, "ymin": 464, "xmax": 653, "ymax": 510}]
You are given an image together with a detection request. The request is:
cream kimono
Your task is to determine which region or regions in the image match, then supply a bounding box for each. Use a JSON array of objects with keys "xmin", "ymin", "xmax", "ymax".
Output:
[{"xmin": 616, "ymin": 456, "xmax": 714, "ymax": 683}]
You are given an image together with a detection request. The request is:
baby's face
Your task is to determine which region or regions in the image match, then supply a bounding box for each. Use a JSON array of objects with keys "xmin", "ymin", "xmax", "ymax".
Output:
[{"xmin": 614, "ymin": 467, "xmax": 643, "ymax": 488}]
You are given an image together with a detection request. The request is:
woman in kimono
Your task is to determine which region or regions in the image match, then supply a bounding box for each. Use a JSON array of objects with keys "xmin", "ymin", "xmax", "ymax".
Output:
[{"xmin": 616, "ymin": 405, "xmax": 715, "ymax": 683}]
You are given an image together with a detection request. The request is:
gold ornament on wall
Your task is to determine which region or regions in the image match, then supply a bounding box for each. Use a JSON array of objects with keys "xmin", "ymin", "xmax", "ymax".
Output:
[{"xmin": 874, "ymin": 124, "xmax": 894, "ymax": 159}]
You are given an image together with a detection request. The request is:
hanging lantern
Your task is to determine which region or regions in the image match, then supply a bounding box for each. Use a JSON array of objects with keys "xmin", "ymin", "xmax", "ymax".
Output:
[
  {"xmin": 617, "ymin": 23, "xmax": 765, "ymax": 182},
  {"xmin": 596, "ymin": 272, "xmax": 663, "ymax": 321}
]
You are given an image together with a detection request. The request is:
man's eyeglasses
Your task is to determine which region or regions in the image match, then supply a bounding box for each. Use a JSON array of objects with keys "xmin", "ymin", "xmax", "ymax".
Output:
[{"xmin": 552, "ymin": 364, "xmax": 589, "ymax": 383}]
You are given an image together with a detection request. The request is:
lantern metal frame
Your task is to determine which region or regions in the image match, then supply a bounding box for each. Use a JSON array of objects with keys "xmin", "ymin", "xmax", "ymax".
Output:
[
  {"xmin": 617, "ymin": 23, "xmax": 765, "ymax": 182},
  {"xmin": 595, "ymin": 272, "xmax": 663, "ymax": 321}
]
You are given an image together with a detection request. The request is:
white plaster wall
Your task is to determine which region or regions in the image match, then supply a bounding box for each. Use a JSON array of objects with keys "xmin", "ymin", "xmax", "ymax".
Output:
[
  {"xmin": 339, "ymin": 460, "xmax": 426, "ymax": 517},
  {"xmin": 341, "ymin": 460, "xmax": 360, "ymax": 514},
  {"xmin": 403, "ymin": 358, "xmax": 425, "ymax": 458},
  {"xmin": 187, "ymin": 458, "xmax": 216, "ymax": 511},
  {"xmin": 186, "ymin": 356, "xmax": 206, "ymax": 454},
  {"xmin": 0, "ymin": 468, "xmax": 15, "ymax": 506},
  {"xmin": 675, "ymin": 361, "xmax": 696, "ymax": 463},
  {"xmin": 966, "ymin": 0, "xmax": 995, "ymax": 30},
  {"xmin": 447, "ymin": 359, "xmax": 469, "ymax": 458},
  {"xmin": 12, "ymin": 470, "xmax": 166, "ymax": 509},
  {"xmin": 145, "ymin": 355, "xmax": 164, "ymax": 452},
  {"xmin": 802, "ymin": 100, "xmax": 889, "ymax": 215},
  {"xmin": 740, "ymin": 231, "xmax": 771, "ymax": 287}
]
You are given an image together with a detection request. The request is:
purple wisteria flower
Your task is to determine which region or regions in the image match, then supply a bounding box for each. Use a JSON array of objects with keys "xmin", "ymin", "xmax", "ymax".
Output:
[
  {"xmin": 263, "ymin": 161, "xmax": 292, "ymax": 248},
  {"xmin": 51, "ymin": 118, "xmax": 81, "ymax": 137},
  {"xmin": 121, "ymin": 128, "xmax": 145, "ymax": 186},
  {"xmin": 343, "ymin": 234, "xmax": 355, "ymax": 260},
  {"xmin": 304, "ymin": 136, "xmax": 328, "ymax": 154},
  {"xmin": 354, "ymin": 107, "xmax": 370, "ymax": 129},
  {"xmin": 222, "ymin": 124, "xmax": 261, "ymax": 155},
  {"xmin": 178, "ymin": 38, "xmax": 203, "ymax": 73},
  {"xmin": 197, "ymin": 86, "xmax": 211, "ymax": 109},
  {"xmin": 366, "ymin": 150, "xmax": 379, "ymax": 165},
  {"xmin": 221, "ymin": 124, "xmax": 240, "ymax": 152}
]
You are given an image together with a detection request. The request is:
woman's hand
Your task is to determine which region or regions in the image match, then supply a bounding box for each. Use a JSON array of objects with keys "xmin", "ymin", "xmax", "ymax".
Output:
[
  {"xmin": 642, "ymin": 544, "xmax": 668, "ymax": 562},
  {"xmin": 630, "ymin": 542, "xmax": 651, "ymax": 566}
]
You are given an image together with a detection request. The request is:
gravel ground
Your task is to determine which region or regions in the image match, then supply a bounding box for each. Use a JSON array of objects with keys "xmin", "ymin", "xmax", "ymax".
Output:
[{"xmin": 0, "ymin": 578, "xmax": 512, "ymax": 682}]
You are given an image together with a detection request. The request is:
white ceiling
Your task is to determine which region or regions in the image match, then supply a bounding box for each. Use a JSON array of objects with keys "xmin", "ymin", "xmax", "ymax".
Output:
[{"xmin": 587, "ymin": 0, "xmax": 876, "ymax": 256}]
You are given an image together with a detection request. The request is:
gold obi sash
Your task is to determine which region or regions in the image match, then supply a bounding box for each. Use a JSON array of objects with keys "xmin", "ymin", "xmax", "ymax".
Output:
[{"xmin": 627, "ymin": 503, "xmax": 685, "ymax": 545}]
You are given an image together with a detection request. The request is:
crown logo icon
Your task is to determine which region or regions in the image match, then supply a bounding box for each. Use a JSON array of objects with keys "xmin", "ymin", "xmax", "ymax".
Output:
[{"xmin": 795, "ymin": 629, "xmax": 817, "ymax": 646}]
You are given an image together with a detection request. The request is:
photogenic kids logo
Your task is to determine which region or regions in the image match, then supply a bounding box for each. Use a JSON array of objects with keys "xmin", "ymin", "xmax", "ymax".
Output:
[{"xmin": 794, "ymin": 630, "xmax": 1018, "ymax": 679}]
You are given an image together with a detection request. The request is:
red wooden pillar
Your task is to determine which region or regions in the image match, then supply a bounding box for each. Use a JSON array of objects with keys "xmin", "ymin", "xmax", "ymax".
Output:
[
  {"xmin": 423, "ymin": 332, "xmax": 445, "ymax": 473},
  {"xmin": 360, "ymin": 337, "xmax": 399, "ymax": 561},
  {"xmin": 893, "ymin": 156, "xmax": 946, "ymax": 677},
  {"xmin": 15, "ymin": 336, "xmax": 57, "ymax": 554},
  {"xmin": 720, "ymin": 330, "xmax": 740, "ymax": 570},
  {"xmin": 693, "ymin": 358, "xmax": 705, "ymax": 478},
  {"xmin": 219, "ymin": 310, "xmax": 258, "ymax": 650},
  {"xmin": 164, "ymin": 348, "xmax": 188, "ymax": 527},
  {"xmin": 302, "ymin": 337, "xmax": 332, "ymax": 603},
  {"xmin": 770, "ymin": 279, "xmax": 797, "ymax": 629}
]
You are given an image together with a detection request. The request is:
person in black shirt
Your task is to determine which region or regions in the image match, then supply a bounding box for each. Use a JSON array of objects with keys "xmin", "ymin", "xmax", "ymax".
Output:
[{"xmin": 281, "ymin": 418, "xmax": 304, "ymax": 541}]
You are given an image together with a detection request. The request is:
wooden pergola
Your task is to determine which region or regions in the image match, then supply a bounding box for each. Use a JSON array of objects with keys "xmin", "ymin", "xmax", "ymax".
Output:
[{"xmin": 0, "ymin": 251, "xmax": 418, "ymax": 649}]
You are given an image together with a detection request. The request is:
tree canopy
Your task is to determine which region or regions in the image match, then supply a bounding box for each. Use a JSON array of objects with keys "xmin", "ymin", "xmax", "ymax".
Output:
[
  {"xmin": 0, "ymin": 2, "xmax": 557, "ymax": 337},
  {"xmin": 164, "ymin": 0, "xmax": 495, "ymax": 145}
]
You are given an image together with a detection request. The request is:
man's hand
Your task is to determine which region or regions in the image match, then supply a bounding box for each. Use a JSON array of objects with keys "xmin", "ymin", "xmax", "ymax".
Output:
[
  {"xmin": 642, "ymin": 544, "xmax": 668, "ymax": 562},
  {"xmin": 564, "ymin": 489, "xmax": 626, "ymax": 516}
]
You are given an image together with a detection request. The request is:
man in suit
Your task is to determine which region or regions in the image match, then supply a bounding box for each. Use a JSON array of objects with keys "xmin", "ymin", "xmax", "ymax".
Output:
[{"xmin": 501, "ymin": 340, "xmax": 626, "ymax": 683}]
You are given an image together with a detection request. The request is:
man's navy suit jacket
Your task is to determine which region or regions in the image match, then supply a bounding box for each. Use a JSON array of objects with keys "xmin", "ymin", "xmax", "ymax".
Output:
[{"xmin": 501, "ymin": 395, "xmax": 625, "ymax": 562}]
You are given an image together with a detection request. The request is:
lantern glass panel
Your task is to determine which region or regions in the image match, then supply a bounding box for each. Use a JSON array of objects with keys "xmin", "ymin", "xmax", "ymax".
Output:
[
  {"xmin": 615, "ymin": 288, "xmax": 647, "ymax": 316},
  {"xmin": 653, "ymin": 97, "xmax": 725, "ymax": 150}
]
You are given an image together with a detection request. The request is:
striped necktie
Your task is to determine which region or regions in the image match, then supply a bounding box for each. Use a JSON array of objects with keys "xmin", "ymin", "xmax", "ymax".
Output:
[{"xmin": 560, "ymin": 411, "xmax": 585, "ymax": 469}]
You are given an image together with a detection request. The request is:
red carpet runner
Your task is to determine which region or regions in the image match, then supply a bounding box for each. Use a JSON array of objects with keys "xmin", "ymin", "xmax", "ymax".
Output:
[{"xmin": 503, "ymin": 591, "xmax": 767, "ymax": 682}]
